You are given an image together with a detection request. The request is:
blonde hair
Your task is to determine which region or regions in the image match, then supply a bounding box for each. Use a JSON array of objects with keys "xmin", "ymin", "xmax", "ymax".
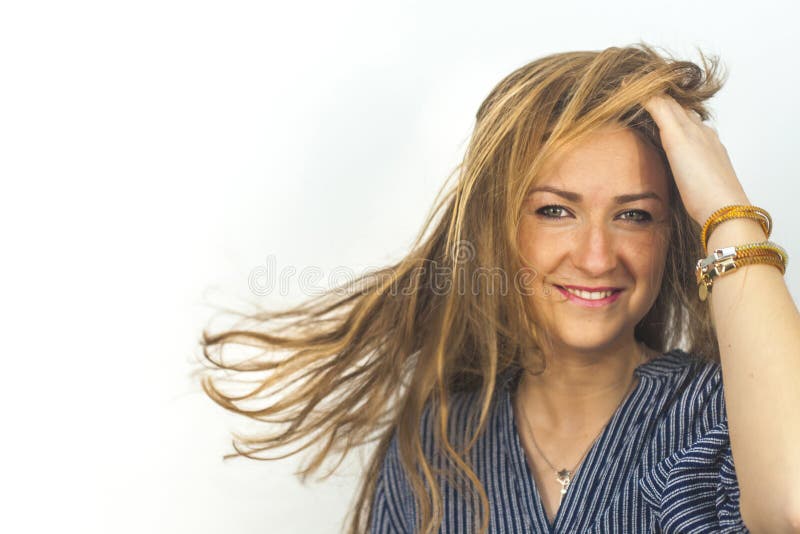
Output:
[{"xmin": 197, "ymin": 42, "xmax": 726, "ymax": 534}]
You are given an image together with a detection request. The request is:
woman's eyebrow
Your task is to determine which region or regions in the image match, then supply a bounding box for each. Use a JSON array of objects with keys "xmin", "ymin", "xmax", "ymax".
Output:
[{"xmin": 528, "ymin": 185, "xmax": 663, "ymax": 204}]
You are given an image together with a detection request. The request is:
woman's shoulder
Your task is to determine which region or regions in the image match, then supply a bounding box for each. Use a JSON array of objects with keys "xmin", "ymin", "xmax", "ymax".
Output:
[
  {"xmin": 635, "ymin": 351, "xmax": 744, "ymax": 532},
  {"xmin": 636, "ymin": 348, "xmax": 728, "ymax": 449},
  {"xmin": 636, "ymin": 348, "xmax": 722, "ymax": 392},
  {"xmin": 639, "ymin": 346, "xmax": 717, "ymax": 371},
  {"xmin": 417, "ymin": 380, "xmax": 510, "ymax": 453}
]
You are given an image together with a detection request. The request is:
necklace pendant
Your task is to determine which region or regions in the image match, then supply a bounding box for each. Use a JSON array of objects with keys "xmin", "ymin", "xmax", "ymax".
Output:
[{"xmin": 556, "ymin": 468, "xmax": 572, "ymax": 495}]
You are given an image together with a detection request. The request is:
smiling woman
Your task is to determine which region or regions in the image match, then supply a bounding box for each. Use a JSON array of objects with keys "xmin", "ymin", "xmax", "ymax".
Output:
[
  {"xmin": 518, "ymin": 125, "xmax": 673, "ymax": 355},
  {"xmin": 197, "ymin": 42, "xmax": 800, "ymax": 533},
  {"xmin": 513, "ymin": 124, "xmax": 676, "ymax": 525}
]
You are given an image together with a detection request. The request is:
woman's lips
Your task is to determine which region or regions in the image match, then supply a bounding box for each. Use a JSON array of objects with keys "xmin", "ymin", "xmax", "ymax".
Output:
[{"xmin": 554, "ymin": 285, "xmax": 623, "ymax": 308}]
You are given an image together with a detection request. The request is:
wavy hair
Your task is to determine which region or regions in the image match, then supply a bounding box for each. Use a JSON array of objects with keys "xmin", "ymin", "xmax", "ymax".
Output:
[{"xmin": 197, "ymin": 42, "xmax": 726, "ymax": 534}]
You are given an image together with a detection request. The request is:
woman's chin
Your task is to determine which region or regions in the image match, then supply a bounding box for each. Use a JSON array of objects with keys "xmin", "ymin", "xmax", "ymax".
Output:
[{"xmin": 546, "ymin": 330, "xmax": 632, "ymax": 353}]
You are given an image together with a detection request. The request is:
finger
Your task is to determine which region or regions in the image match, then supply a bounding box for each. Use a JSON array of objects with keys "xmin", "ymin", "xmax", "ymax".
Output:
[
  {"xmin": 642, "ymin": 95, "xmax": 683, "ymax": 131},
  {"xmin": 660, "ymin": 97, "xmax": 700, "ymax": 129},
  {"xmin": 641, "ymin": 94, "xmax": 669, "ymax": 117},
  {"xmin": 661, "ymin": 98, "xmax": 711, "ymax": 134},
  {"xmin": 685, "ymin": 108, "xmax": 719, "ymax": 134},
  {"xmin": 684, "ymin": 107, "xmax": 710, "ymax": 129}
]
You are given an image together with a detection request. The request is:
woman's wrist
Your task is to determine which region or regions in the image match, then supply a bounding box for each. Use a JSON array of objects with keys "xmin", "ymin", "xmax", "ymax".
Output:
[
  {"xmin": 705, "ymin": 217, "xmax": 769, "ymax": 252},
  {"xmin": 694, "ymin": 190, "xmax": 751, "ymax": 227}
]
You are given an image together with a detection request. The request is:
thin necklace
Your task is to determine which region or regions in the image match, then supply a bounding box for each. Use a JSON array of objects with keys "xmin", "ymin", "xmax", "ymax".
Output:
[{"xmin": 517, "ymin": 342, "xmax": 645, "ymax": 506}]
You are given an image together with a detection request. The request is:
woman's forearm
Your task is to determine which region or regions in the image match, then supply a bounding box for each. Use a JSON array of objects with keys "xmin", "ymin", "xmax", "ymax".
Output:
[{"xmin": 706, "ymin": 217, "xmax": 800, "ymax": 532}]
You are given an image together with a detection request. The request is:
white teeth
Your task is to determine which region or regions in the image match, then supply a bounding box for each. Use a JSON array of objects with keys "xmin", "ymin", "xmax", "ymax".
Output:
[{"xmin": 564, "ymin": 288, "xmax": 614, "ymax": 300}]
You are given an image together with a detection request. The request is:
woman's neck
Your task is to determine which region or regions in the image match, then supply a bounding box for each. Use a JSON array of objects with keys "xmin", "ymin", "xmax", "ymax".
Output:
[{"xmin": 515, "ymin": 341, "xmax": 651, "ymax": 435}]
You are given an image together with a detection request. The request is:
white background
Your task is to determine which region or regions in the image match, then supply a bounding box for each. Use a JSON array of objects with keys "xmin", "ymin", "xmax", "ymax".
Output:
[{"xmin": 2, "ymin": 1, "xmax": 799, "ymax": 533}]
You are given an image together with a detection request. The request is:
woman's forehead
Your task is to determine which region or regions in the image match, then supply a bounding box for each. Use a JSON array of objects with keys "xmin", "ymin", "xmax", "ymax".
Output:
[{"xmin": 533, "ymin": 127, "xmax": 669, "ymax": 200}]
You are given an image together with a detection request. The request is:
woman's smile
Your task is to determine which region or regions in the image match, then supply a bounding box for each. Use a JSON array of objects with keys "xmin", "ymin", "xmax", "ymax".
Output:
[{"xmin": 554, "ymin": 285, "xmax": 624, "ymax": 308}]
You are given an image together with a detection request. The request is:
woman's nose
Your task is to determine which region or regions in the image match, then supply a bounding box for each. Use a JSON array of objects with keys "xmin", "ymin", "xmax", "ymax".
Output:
[{"xmin": 572, "ymin": 221, "xmax": 618, "ymax": 276}]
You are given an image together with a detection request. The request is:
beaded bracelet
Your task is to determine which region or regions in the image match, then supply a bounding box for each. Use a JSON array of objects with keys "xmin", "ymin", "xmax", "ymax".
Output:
[
  {"xmin": 701, "ymin": 205, "xmax": 772, "ymax": 254},
  {"xmin": 695, "ymin": 240, "xmax": 788, "ymax": 301}
]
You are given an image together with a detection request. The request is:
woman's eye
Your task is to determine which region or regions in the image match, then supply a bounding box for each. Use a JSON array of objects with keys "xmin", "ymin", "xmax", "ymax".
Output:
[
  {"xmin": 536, "ymin": 205, "xmax": 570, "ymax": 218},
  {"xmin": 619, "ymin": 209, "xmax": 653, "ymax": 223}
]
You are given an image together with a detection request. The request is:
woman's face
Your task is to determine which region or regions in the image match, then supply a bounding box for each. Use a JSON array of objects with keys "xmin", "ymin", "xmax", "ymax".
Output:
[{"xmin": 517, "ymin": 125, "xmax": 672, "ymax": 352}]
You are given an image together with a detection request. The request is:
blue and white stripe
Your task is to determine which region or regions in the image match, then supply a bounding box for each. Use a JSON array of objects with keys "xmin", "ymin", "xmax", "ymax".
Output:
[{"xmin": 370, "ymin": 350, "xmax": 748, "ymax": 533}]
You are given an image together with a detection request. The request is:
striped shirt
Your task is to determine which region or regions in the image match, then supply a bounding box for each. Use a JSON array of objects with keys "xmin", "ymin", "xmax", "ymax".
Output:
[{"xmin": 370, "ymin": 349, "xmax": 748, "ymax": 533}]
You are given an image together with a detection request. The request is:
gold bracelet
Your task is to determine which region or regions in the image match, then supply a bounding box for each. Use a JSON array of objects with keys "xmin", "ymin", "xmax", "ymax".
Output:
[
  {"xmin": 695, "ymin": 240, "xmax": 788, "ymax": 301},
  {"xmin": 701, "ymin": 205, "xmax": 772, "ymax": 254},
  {"xmin": 726, "ymin": 241, "xmax": 788, "ymax": 265}
]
